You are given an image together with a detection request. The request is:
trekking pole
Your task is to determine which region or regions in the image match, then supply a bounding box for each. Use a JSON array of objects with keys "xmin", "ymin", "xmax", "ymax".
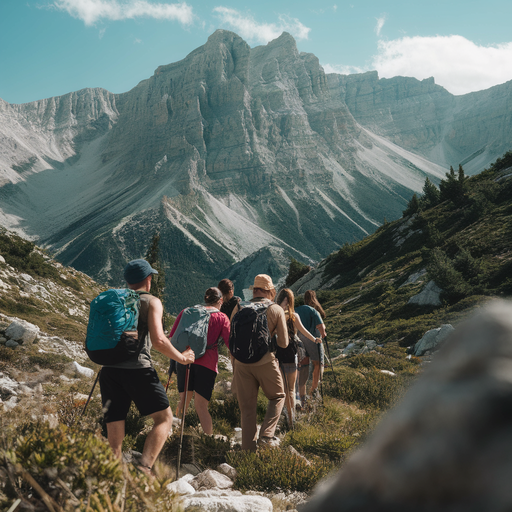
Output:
[
  {"xmin": 316, "ymin": 342, "xmax": 324, "ymax": 405},
  {"xmin": 165, "ymin": 374, "xmax": 174, "ymax": 392},
  {"xmin": 176, "ymin": 364, "xmax": 191, "ymax": 477},
  {"xmin": 280, "ymin": 364, "xmax": 294, "ymax": 430},
  {"xmin": 81, "ymin": 368, "xmax": 101, "ymax": 418},
  {"xmin": 322, "ymin": 336, "xmax": 340, "ymax": 389}
]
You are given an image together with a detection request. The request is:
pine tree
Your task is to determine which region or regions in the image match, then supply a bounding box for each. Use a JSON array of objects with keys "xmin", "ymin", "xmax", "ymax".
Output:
[
  {"xmin": 421, "ymin": 177, "xmax": 440, "ymax": 208},
  {"xmin": 403, "ymin": 193, "xmax": 419, "ymax": 217},
  {"xmin": 439, "ymin": 165, "xmax": 466, "ymax": 205},
  {"xmin": 145, "ymin": 232, "xmax": 165, "ymax": 302}
]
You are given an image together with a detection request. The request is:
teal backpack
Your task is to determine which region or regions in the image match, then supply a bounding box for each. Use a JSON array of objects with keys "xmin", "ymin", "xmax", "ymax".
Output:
[
  {"xmin": 85, "ymin": 289, "xmax": 143, "ymax": 365},
  {"xmin": 170, "ymin": 306, "xmax": 212, "ymax": 358}
]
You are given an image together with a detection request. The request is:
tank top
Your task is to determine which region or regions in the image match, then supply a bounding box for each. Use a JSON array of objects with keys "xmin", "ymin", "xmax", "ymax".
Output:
[{"xmin": 276, "ymin": 313, "xmax": 297, "ymax": 364}]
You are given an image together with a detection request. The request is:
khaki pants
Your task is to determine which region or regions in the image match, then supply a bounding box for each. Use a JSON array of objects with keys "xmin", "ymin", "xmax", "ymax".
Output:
[{"xmin": 232, "ymin": 357, "xmax": 285, "ymax": 451}]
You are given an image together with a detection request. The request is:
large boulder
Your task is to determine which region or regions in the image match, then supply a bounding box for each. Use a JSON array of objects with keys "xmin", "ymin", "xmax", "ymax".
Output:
[
  {"xmin": 5, "ymin": 319, "xmax": 39, "ymax": 344},
  {"xmin": 408, "ymin": 280, "xmax": 442, "ymax": 306},
  {"xmin": 413, "ymin": 324, "xmax": 455, "ymax": 356},
  {"xmin": 302, "ymin": 300, "xmax": 512, "ymax": 512},
  {"xmin": 178, "ymin": 490, "xmax": 273, "ymax": 512}
]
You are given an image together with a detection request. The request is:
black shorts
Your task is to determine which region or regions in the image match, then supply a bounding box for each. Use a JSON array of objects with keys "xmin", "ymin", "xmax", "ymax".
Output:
[
  {"xmin": 177, "ymin": 363, "xmax": 217, "ymax": 401},
  {"xmin": 99, "ymin": 367, "xmax": 170, "ymax": 423}
]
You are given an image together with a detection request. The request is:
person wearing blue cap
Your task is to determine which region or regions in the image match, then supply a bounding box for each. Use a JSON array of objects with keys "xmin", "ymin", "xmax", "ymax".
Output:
[{"xmin": 99, "ymin": 259, "xmax": 195, "ymax": 476}]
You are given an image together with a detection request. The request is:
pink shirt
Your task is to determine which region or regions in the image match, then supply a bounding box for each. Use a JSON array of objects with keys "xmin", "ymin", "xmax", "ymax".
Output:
[{"xmin": 169, "ymin": 307, "xmax": 230, "ymax": 373}]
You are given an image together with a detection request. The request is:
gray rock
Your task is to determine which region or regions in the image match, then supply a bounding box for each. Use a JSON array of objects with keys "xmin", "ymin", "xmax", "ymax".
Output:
[
  {"xmin": 178, "ymin": 490, "xmax": 272, "ymax": 512},
  {"xmin": 190, "ymin": 469, "xmax": 234, "ymax": 491},
  {"xmin": 5, "ymin": 319, "xmax": 39, "ymax": 344},
  {"xmin": 0, "ymin": 336, "xmax": 7, "ymax": 345},
  {"xmin": 3, "ymin": 396, "xmax": 18, "ymax": 411},
  {"xmin": 0, "ymin": 255, "xmax": 5, "ymax": 264},
  {"xmin": 166, "ymin": 479, "xmax": 196, "ymax": 496},
  {"xmin": 408, "ymin": 280, "xmax": 443, "ymax": 306},
  {"xmin": 413, "ymin": 324, "xmax": 455, "ymax": 356},
  {"xmin": 302, "ymin": 300, "xmax": 512, "ymax": 511},
  {"xmin": 0, "ymin": 375, "xmax": 19, "ymax": 396},
  {"xmin": 399, "ymin": 269, "xmax": 427, "ymax": 288},
  {"xmin": 217, "ymin": 463, "xmax": 237, "ymax": 480},
  {"xmin": 5, "ymin": 339, "xmax": 19, "ymax": 348}
]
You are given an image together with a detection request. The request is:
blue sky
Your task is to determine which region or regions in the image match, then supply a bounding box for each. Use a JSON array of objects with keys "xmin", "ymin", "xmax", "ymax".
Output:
[{"xmin": 2, "ymin": 0, "xmax": 512, "ymax": 104}]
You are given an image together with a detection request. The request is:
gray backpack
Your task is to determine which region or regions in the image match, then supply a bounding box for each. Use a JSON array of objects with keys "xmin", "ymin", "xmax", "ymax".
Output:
[{"xmin": 170, "ymin": 306, "xmax": 212, "ymax": 358}]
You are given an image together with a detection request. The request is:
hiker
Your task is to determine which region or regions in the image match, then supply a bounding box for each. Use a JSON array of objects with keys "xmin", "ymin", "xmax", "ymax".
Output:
[
  {"xmin": 218, "ymin": 278, "xmax": 241, "ymax": 320},
  {"xmin": 98, "ymin": 259, "xmax": 195, "ymax": 475},
  {"xmin": 170, "ymin": 287, "xmax": 230, "ymax": 435},
  {"xmin": 230, "ymin": 274, "xmax": 288, "ymax": 451},
  {"xmin": 295, "ymin": 289, "xmax": 327, "ymax": 405},
  {"xmin": 275, "ymin": 288, "xmax": 321, "ymax": 427}
]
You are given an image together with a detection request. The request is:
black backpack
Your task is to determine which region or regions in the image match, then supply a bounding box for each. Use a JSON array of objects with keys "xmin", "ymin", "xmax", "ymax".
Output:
[{"xmin": 229, "ymin": 301, "xmax": 273, "ymax": 363}]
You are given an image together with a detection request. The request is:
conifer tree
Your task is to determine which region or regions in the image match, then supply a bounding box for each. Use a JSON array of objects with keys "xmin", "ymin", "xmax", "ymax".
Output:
[
  {"xmin": 403, "ymin": 193, "xmax": 419, "ymax": 217},
  {"xmin": 421, "ymin": 177, "xmax": 440, "ymax": 208},
  {"xmin": 439, "ymin": 165, "xmax": 466, "ymax": 205},
  {"xmin": 145, "ymin": 232, "xmax": 165, "ymax": 302}
]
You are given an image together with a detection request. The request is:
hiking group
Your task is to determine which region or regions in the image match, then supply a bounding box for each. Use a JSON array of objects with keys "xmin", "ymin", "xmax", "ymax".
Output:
[{"xmin": 86, "ymin": 259, "xmax": 327, "ymax": 474}]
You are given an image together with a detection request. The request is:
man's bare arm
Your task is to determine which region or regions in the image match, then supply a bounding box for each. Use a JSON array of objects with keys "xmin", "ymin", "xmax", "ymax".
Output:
[
  {"xmin": 316, "ymin": 323, "xmax": 327, "ymax": 339},
  {"xmin": 148, "ymin": 298, "xmax": 195, "ymax": 365}
]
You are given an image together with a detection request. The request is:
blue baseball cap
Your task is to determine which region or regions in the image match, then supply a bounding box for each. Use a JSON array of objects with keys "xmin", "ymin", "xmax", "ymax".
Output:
[{"xmin": 124, "ymin": 259, "xmax": 158, "ymax": 284}]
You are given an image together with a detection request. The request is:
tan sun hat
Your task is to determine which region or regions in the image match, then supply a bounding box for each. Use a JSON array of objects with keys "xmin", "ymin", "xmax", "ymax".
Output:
[{"xmin": 249, "ymin": 274, "xmax": 275, "ymax": 291}]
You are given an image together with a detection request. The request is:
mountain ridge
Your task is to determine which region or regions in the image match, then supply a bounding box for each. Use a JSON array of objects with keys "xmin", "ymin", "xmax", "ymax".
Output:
[{"xmin": 1, "ymin": 30, "xmax": 509, "ymax": 311}]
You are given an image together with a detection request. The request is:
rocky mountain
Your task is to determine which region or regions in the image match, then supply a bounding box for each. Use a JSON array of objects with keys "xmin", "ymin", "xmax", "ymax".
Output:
[
  {"xmin": 1, "ymin": 30, "xmax": 510, "ymax": 311},
  {"xmin": 330, "ymin": 72, "xmax": 512, "ymax": 174}
]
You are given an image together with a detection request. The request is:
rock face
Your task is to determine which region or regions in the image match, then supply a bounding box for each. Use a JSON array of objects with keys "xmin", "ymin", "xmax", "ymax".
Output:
[
  {"xmin": 302, "ymin": 300, "xmax": 512, "ymax": 512},
  {"xmin": 2, "ymin": 30, "xmax": 509, "ymax": 311},
  {"xmin": 331, "ymin": 72, "xmax": 512, "ymax": 174}
]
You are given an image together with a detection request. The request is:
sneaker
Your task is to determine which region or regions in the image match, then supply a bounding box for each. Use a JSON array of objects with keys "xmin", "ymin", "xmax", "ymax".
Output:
[{"xmin": 258, "ymin": 436, "xmax": 280, "ymax": 449}]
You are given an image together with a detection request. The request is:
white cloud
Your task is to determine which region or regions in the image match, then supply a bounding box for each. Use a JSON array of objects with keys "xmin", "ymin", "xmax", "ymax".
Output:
[
  {"xmin": 373, "ymin": 35, "xmax": 512, "ymax": 95},
  {"xmin": 53, "ymin": 0, "xmax": 194, "ymax": 26},
  {"xmin": 322, "ymin": 63, "xmax": 365, "ymax": 75},
  {"xmin": 213, "ymin": 7, "xmax": 310, "ymax": 44},
  {"xmin": 374, "ymin": 15, "xmax": 386, "ymax": 37},
  {"xmin": 333, "ymin": 5, "xmax": 337, "ymax": 12}
]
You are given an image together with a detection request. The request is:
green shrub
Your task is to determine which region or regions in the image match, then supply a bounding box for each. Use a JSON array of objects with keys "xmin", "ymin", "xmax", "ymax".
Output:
[
  {"xmin": 1, "ymin": 422, "xmax": 179, "ymax": 511},
  {"xmin": 324, "ymin": 369, "xmax": 413, "ymax": 410},
  {"xmin": 283, "ymin": 425, "xmax": 359, "ymax": 461},
  {"xmin": 2, "ymin": 422, "xmax": 122, "ymax": 506},
  {"xmin": 427, "ymin": 247, "xmax": 472, "ymax": 302},
  {"xmin": 28, "ymin": 351, "xmax": 73, "ymax": 370},
  {"xmin": 194, "ymin": 433, "xmax": 232, "ymax": 467},
  {"xmin": 209, "ymin": 393, "xmax": 241, "ymax": 428},
  {"xmin": 226, "ymin": 448, "xmax": 333, "ymax": 492},
  {"xmin": 285, "ymin": 258, "xmax": 311, "ymax": 287}
]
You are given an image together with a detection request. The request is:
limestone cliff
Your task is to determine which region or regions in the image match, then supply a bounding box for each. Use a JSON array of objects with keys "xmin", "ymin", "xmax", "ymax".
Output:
[
  {"xmin": 331, "ymin": 71, "xmax": 512, "ymax": 173},
  {"xmin": 1, "ymin": 30, "xmax": 496, "ymax": 311}
]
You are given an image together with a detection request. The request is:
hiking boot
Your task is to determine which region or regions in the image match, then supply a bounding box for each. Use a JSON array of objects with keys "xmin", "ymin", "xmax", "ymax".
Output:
[{"xmin": 258, "ymin": 436, "xmax": 280, "ymax": 449}]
